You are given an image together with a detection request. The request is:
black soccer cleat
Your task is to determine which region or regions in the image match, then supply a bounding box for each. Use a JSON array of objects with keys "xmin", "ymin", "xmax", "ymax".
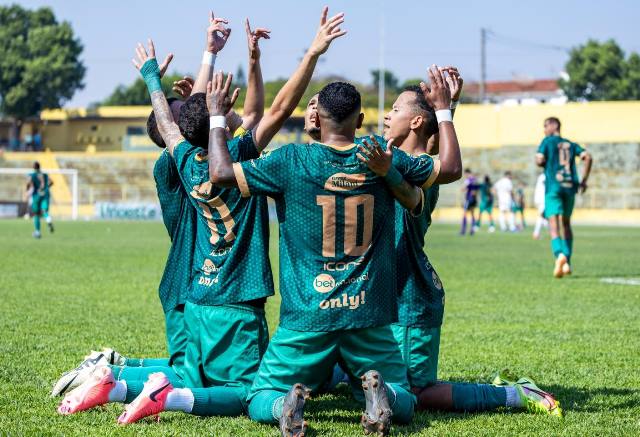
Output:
[
  {"xmin": 48, "ymin": 222, "xmax": 54, "ymax": 233},
  {"xmin": 360, "ymin": 370, "xmax": 393, "ymax": 436},
  {"xmin": 279, "ymin": 383, "xmax": 311, "ymax": 437}
]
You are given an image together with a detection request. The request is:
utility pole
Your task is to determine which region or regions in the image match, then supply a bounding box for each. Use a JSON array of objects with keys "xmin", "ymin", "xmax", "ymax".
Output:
[
  {"xmin": 378, "ymin": 2, "xmax": 385, "ymax": 133},
  {"xmin": 480, "ymin": 27, "xmax": 487, "ymax": 103}
]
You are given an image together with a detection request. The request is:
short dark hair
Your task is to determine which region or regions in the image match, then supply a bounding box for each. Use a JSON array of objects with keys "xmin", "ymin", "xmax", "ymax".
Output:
[
  {"xmin": 464, "ymin": 168, "xmax": 472, "ymax": 174},
  {"xmin": 33, "ymin": 161, "xmax": 40, "ymax": 170},
  {"xmin": 147, "ymin": 97, "xmax": 179, "ymax": 149},
  {"xmin": 318, "ymin": 82, "xmax": 361, "ymax": 123},
  {"xmin": 402, "ymin": 85, "xmax": 438, "ymax": 137},
  {"xmin": 178, "ymin": 93, "xmax": 209, "ymax": 149},
  {"xmin": 545, "ymin": 116, "xmax": 561, "ymax": 130}
]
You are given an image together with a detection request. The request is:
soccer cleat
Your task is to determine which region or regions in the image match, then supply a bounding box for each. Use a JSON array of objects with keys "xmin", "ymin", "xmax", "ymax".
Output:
[
  {"xmin": 488, "ymin": 226, "xmax": 496, "ymax": 233},
  {"xmin": 360, "ymin": 370, "xmax": 393, "ymax": 436},
  {"xmin": 51, "ymin": 350, "xmax": 111, "ymax": 397},
  {"xmin": 562, "ymin": 262, "xmax": 572, "ymax": 275},
  {"xmin": 279, "ymin": 383, "xmax": 310, "ymax": 437},
  {"xmin": 491, "ymin": 369, "xmax": 518, "ymax": 386},
  {"xmin": 553, "ymin": 254, "xmax": 568, "ymax": 278},
  {"xmin": 33, "ymin": 230, "xmax": 41, "ymax": 239},
  {"xmin": 48, "ymin": 222, "xmax": 54, "ymax": 233},
  {"xmin": 99, "ymin": 347, "xmax": 127, "ymax": 366},
  {"xmin": 117, "ymin": 372, "xmax": 173, "ymax": 424},
  {"xmin": 514, "ymin": 377, "xmax": 562, "ymax": 417},
  {"xmin": 57, "ymin": 366, "xmax": 115, "ymax": 414}
]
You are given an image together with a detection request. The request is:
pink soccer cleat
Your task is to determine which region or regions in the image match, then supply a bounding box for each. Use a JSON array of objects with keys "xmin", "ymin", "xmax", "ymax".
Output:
[
  {"xmin": 117, "ymin": 372, "xmax": 173, "ymax": 424},
  {"xmin": 57, "ymin": 366, "xmax": 115, "ymax": 415}
]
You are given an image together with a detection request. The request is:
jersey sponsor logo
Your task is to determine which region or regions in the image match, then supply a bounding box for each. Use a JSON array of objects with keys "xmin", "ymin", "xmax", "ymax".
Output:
[
  {"xmin": 209, "ymin": 246, "xmax": 232, "ymax": 257},
  {"xmin": 319, "ymin": 290, "xmax": 366, "ymax": 311},
  {"xmin": 322, "ymin": 257, "xmax": 363, "ymax": 272},
  {"xmin": 323, "ymin": 173, "xmax": 366, "ymax": 192},
  {"xmin": 313, "ymin": 272, "xmax": 369, "ymax": 294},
  {"xmin": 202, "ymin": 259, "xmax": 220, "ymax": 275}
]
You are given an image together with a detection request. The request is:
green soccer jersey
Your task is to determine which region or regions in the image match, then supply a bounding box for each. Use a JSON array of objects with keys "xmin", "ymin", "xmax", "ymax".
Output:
[
  {"xmin": 153, "ymin": 149, "xmax": 197, "ymax": 313},
  {"xmin": 172, "ymin": 132, "xmax": 274, "ymax": 306},
  {"xmin": 30, "ymin": 171, "xmax": 50, "ymax": 198},
  {"xmin": 395, "ymin": 180, "xmax": 444, "ymax": 327},
  {"xmin": 479, "ymin": 183, "xmax": 493, "ymax": 205},
  {"xmin": 233, "ymin": 136, "xmax": 438, "ymax": 332},
  {"xmin": 537, "ymin": 135, "xmax": 586, "ymax": 193}
]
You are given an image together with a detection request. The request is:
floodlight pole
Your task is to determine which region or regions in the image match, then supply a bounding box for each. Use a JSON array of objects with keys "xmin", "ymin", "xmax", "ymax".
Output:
[
  {"xmin": 480, "ymin": 27, "xmax": 487, "ymax": 103},
  {"xmin": 377, "ymin": 2, "xmax": 385, "ymax": 133}
]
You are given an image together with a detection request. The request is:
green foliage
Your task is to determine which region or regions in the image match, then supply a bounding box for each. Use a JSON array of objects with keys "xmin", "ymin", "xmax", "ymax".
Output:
[
  {"xmin": 0, "ymin": 4, "xmax": 85, "ymax": 119},
  {"xmin": 1, "ymin": 221, "xmax": 639, "ymax": 435},
  {"xmin": 560, "ymin": 39, "xmax": 640, "ymax": 101},
  {"xmin": 103, "ymin": 74, "xmax": 186, "ymax": 106},
  {"xmin": 370, "ymin": 69, "xmax": 400, "ymax": 92}
]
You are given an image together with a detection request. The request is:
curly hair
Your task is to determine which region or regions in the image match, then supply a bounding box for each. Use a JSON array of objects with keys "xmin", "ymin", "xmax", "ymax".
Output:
[{"xmin": 318, "ymin": 82, "xmax": 361, "ymax": 123}]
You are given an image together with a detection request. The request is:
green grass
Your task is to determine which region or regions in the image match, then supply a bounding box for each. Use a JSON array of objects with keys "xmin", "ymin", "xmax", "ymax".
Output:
[{"xmin": 0, "ymin": 220, "xmax": 639, "ymax": 436}]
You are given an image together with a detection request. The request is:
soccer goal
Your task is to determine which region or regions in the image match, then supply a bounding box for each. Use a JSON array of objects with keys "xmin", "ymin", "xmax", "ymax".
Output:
[{"xmin": 0, "ymin": 167, "xmax": 79, "ymax": 220}]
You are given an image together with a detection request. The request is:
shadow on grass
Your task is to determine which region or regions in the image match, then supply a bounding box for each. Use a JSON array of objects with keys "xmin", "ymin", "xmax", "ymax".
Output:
[{"xmin": 544, "ymin": 384, "xmax": 639, "ymax": 413}]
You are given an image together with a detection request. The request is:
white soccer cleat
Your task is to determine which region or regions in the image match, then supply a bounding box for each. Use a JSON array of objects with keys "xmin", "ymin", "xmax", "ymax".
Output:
[
  {"xmin": 100, "ymin": 347, "xmax": 127, "ymax": 366},
  {"xmin": 51, "ymin": 350, "xmax": 110, "ymax": 397},
  {"xmin": 553, "ymin": 254, "xmax": 568, "ymax": 279},
  {"xmin": 562, "ymin": 262, "xmax": 572, "ymax": 276}
]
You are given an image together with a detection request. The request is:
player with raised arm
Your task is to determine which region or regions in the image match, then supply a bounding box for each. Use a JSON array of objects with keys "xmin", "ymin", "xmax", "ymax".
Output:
[
  {"xmin": 207, "ymin": 58, "xmax": 459, "ymax": 433},
  {"xmin": 536, "ymin": 117, "xmax": 593, "ymax": 277},
  {"xmin": 359, "ymin": 69, "xmax": 561, "ymax": 417},
  {"xmin": 25, "ymin": 161, "xmax": 53, "ymax": 238}
]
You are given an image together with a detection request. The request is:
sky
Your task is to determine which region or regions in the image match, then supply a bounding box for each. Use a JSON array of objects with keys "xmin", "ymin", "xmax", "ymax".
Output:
[{"xmin": 3, "ymin": 0, "xmax": 640, "ymax": 107}]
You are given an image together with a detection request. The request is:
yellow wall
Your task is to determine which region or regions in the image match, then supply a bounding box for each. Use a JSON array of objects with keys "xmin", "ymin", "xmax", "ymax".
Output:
[{"xmin": 39, "ymin": 101, "xmax": 640, "ymax": 151}]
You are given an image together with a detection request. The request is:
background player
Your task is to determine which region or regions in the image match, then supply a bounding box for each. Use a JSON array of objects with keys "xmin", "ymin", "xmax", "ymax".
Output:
[
  {"xmin": 532, "ymin": 172, "xmax": 548, "ymax": 239},
  {"xmin": 512, "ymin": 181, "xmax": 526, "ymax": 230},
  {"xmin": 460, "ymin": 168, "xmax": 479, "ymax": 235},
  {"xmin": 25, "ymin": 161, "xmax": 54, "ymax": 238},
  {"xmin": 494, "ymin": 171, "xmax": 515, "ymax": 232},
  {"xmin": 477, "ymin": 175, "xmax": 496, "ymax": 232},
  {"xmin": 536, "ymin": 116, "xmax": 593, "ymax": 277}
]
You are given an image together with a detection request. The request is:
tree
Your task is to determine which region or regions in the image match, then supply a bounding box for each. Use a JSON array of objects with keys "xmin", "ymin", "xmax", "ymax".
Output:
[
  {"xmin": 235, "ymin": 65, "xmax": 247, "ymax": 88},
  {"xmin": 103, "ymin": 74, "xmax": 186, "ymax": 106},
  {"xmin": 370, "ymin": 69, "xmax": 399, "ymax": 92},
  {"xmin": 0, "ymin": 5, "xmax": 85, "ymax": 148},
  {"xmin": 560, "ymin": 39, "xmax": 640, "ymax": 101}
]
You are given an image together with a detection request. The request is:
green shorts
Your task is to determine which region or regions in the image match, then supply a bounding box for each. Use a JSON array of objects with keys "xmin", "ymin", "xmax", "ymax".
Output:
[
  {"xmin": 391, "ymin": 324, "xmax": 440, "ymax": 388},
  {"xmin": 165, "ymin": 305, "xmax": 188, "ymax": 371},
  {"xmin": 248, "ymin": 325, "xmax": 410, "ymax": 400},
  {"xmin": 31, "ymin": 195, "xmax": 49, "ymax": 214},
  {"xmin": 545, "ymin": 189, "xmax": 575, "ymax": 218},
  {"xmin": 182, "ymin": 302, "xmax": 269, "ymax": 396},
  {"xmin": 479, "ymin": 202, "xmax": 493, "ymax": 214}
]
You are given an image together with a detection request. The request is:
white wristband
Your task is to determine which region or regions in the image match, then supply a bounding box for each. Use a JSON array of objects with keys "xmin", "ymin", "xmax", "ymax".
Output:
[
  {"xmin": 450, "ymin": 100, "xmax": 459, "ymax": 110},
  {"xmin": 209, "ymin": 116, "xmax": 227, "ymax": 130},
  {"xmin": 202, "ymin": 51, "xmax": 217, "ymax": 66},
  {"xmin": 435, "ymin": 109, "xmax": 453, "ymax": 124}
]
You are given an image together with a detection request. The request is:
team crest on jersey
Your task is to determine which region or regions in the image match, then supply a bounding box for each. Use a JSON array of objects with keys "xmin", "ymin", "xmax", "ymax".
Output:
[
  {"xmin": 432, "ymin": 271, "xmax": 442, "ymax": 290},
  {"xmin": 202, "ymin": 259, "xmax": 220, "ymax": 275},
  {"xmin": 324, "ymin": 173, "xmax": 365, "ymax": 192}
]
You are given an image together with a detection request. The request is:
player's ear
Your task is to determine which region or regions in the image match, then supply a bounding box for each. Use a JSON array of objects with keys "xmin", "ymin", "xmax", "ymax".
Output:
[
  {"xmin": 410, "ymin": 115, "xmax": 423, "ymax": 131},
  {"xmin": 356, "ymin": 113, "xmax": 364, "ymax": 129}
]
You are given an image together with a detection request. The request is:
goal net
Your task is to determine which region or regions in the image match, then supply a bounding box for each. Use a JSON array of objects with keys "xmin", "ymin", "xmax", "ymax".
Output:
[{"xmin": 0, "ymin": 167, "xmax": 79, "ymax": 220}]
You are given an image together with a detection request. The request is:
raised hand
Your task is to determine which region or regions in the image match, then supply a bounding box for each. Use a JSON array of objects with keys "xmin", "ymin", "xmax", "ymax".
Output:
[
  {"xmin": 420, "ymin": 65, "xmax": 451, "ymax": 111},
  {"xmin": 308, "ymin": 6, "xmax": 347, "ymax": 57},
  {"xmin": 442, "ymin": 66, "xmax": 463, "ymax": 102},
  {"xmin": 207, "ymin": 11, "xmax": 231, "ymax": 54},
  {"xmin": 207, "ymin": 71, "xmax": 240, "ymax": 116},
  {"xmin": 132, "ymin": 39, "xmax": 156, "ymax": 71},
  {"xmin": 173, "ymin": 76, "xmax": 195, "ymax": 98},
  {"xmin": 357, "ymin": 137, "xmax": 393, "ymax": 176},
  {"xmin": 245, "ymin": 18, "xmax": 271, "ymax": 60}
]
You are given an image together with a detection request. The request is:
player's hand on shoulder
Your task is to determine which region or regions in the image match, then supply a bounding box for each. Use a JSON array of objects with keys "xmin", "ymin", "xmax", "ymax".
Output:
[
  {"xmin": 357, "ymin": 136, "xmax": 393, "ymax": 177},
  {"xmin": 308, "ymin": 7, "xmax": 347, "ymax": 57},
  {"xmin": 207, "ymin": 71, "xmax": 240, "ymax": 116}
]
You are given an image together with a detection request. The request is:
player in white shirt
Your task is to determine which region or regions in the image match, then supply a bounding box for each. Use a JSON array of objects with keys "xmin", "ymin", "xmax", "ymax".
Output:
[
  {"xmin": 532, "ymin": 173, "xmax": 548, "ymax": 239},
  {"xmin": 494, "ymin": 171, "xmax": 516, "ymax": 232}
]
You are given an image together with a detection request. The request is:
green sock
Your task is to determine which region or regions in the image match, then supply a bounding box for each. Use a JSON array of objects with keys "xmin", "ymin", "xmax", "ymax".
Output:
[
  {"xmin": 565, "ymin": 238, "xmax": 573, "ymax": 263},
  {"xmin": 386, "ymin": 383, "xmax": 416, "ymax": 424},
  {"xmin": 191, "ymin": 386, "xmax": 248, "ymax": 416},
  {"xmin": 248, "ymin": 390, "xmax": 286, "ymax": 424},
  {"xmin": 452, "ymin": 383, "xmax": 507, "ymax": 412},
  {"xmin": 551, "ymin": 237, "xmax": 564, "ymax": 258},
  {"xmin": 123, "ymin": 357, "xmax": 170, "ymax": 367},
  {"xmin": 111, "ymin": 365, "xmax": 184, "ymax": 387},
  {"xmin": 34, "ymin": 215, "xmax": 40, "ymax": 232}
]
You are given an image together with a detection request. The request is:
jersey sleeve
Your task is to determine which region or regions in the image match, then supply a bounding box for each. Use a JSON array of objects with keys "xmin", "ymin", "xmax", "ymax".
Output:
[
  {"xmin": 227, "ymin": 130, "xmax": 260, "ymax": 161},
  {"xmin": 573, "ymin": 142, "xmax": 587, "ymax": 158},
  {"xmin": 232, "ymin": 144, "xmax": 294, "ymax": 197},
  {"xmin": 392, "ymin": 149, "xmax": 440, "ymax": 189},
  {"xmin": 536, "ymin": 138, "xmax": 549, "ymax": 163}
]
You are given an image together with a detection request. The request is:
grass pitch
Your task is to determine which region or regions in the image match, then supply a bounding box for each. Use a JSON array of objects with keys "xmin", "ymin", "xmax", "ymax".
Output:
[{"xmin": 0, "ymin": 220, "xmax": 639, "ymax": 436}]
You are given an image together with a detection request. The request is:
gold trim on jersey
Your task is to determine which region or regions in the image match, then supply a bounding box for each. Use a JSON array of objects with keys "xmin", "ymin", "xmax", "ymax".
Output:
[
  {"xmin": 233, "ymin": 163, "xmax": 251, "ymax": 197},
  {"xmin": 422, "ymin": 159, "xmax": 441, "ymax": 189}
]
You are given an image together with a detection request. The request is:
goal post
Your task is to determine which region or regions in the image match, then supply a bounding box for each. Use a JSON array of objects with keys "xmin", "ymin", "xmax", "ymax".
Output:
[{"xmin": 0, "ymin": 167, "xmax": 79, "ymax": 220}]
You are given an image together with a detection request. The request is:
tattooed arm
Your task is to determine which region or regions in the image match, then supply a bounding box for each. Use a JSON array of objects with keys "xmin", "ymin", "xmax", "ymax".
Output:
[{"xmin": 132, "ymin": 39, "xmax": 184, "ymax": 155}]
